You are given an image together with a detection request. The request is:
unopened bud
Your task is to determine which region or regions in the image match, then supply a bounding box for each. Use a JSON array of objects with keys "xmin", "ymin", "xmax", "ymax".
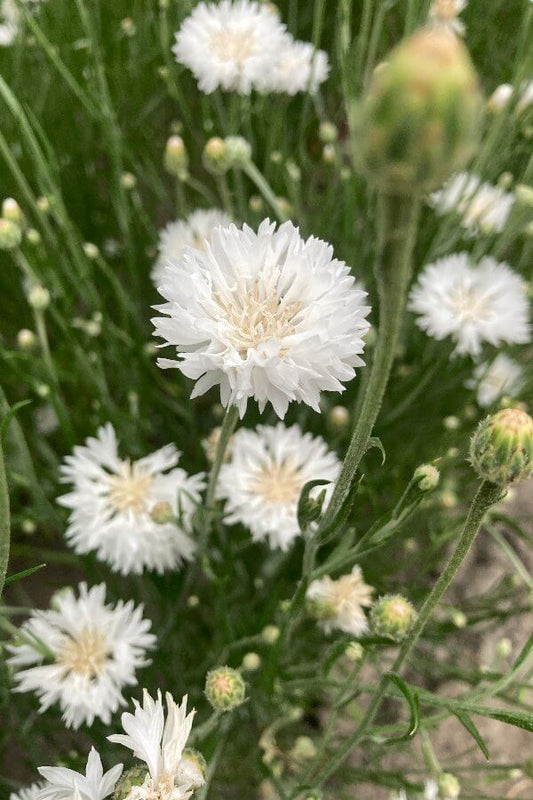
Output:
[
  {"xmin": 488, "ymin": 83, "xmax": 513, "ymax": 113},
  {"xmin": 2, "ymin": 197, "xmax": 23, "ymax": 226},
  {"xmin": 451, "ymin": 610, "xmax": 467, "ymax": 628},
  {"xmin": 322, "ymin": 144, "xmax": 337, "ymax": 164},
  {"xmin": 225, "ymin": 136, "xmax": 252, "ymax": 168},
  {"xmin": 515, "ymin": 184, "xmax": 533, "ymax": 208},
  {"xmin": 205, "ymin": 666, "xmax": 246, "ymax": 712},
  {"xmin": 28, "ymin": 285, "xmax": 50, "ymax": 310},
  {"xmin": 26, "ymin": 228, "xmax": 41, "ymax": 245},
  {"xmin": 496, "ymin": 637, "xmax": 512, "ymax": 659},
  {"xmin": 370, "ymin": 594, "xmax": 417, "ymax": 642},
  {"xmin": 261, "ymin": 625, "xmax": 280, "ymax": 644},
  {"xmin": 121, "ymin": 171, "xmax": 137, "ymax": 190},
  {"xmin": 83, "ymin": 242, "xmax": 100, "ymax": 260},
  {"xmin": 17, "ymin": 328, "xmax": 36, "ymax": 350},
  {"xmin": 328, "ymin": 405, "xmax": 350, "ymax": 430},
  {"xmin": 319, "ymin": 121, "xmax": 338, "ymax": 143},
  {"xmin": 165, "ymin": 135, "xmax": 189, "ymax": 179},
  {"xmin": 470, "ymin": 408, "xmax": 533, "ymax": 485},
  {"xmin": 290, "ymin": 736, "xmax": 317, "ymax": 764},
  {"xmin": 354, "ymin": 29, "xmax": 483, "ymax": 194},
  {"xmin": 0, "ymin": 218, "xmax": 22, "ymax": 250},
  {"xmin": 180, "ymin": 749, "xmax": 207, "ymax": 791},
  {"xmin": 241, "ymin": 652, "xmax": 261, "ymax": 671},
  {"xmin": 36, "ymin": 196, "xmax": 50, "ymax": 213},
  {"xmin": 345, "ymin": 641, "xmax": 364, "ymax": 662},
  {"xmin": 203, "ymin": 137, "xmax": 230, "ymax": 175},
  {"xmin": 438, "ymin": 773, "xmax": 460, "ymax": 799},
  {"xmin": 113, "ymin": 766, "xmax": 146, "ymax": 800},
  {"xmin": 150, "ymin": 501, "xmax": 174, "ymax": 524},
  {"xmin": 120, "ymin": 17, "xmax": 136, "ymax": 37},
  {"xmin": 414, "ymin": 464, "xmax": 440, "ymax": 491}
]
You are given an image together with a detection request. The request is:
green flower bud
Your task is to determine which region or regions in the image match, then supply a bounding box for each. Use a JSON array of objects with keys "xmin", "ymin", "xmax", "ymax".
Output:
[
  {"xmin": 2, "ymin": 197, "xmax": 24, "ymax": 227},
  {"xmin": 181, "ymin": 748, "xmax": 207, "ymax": 790},
  {"xmin": 414, "ymin": 463, "xmax": 440, "ymax": 491},
  {"xmin": 27, "ymin": 285, "xmax": 50, "ymax": 310},
  {"xmin": 17, "ymin": 328, "xmax": 36, "ymax": 350},
  {"xmin": 120, "ymin": 171, "xmax": 137, "ymax": 190},
  {"xmin": 241, "ymin": 651, "xmax": 261, "ymax": 671},
  {"xmin": 164, "ymin": 135, "xmax": 189, "ymax": 179},
  {"xmin": 203, "ymin": 137, "xmax": 230, "ymax": 175},
  {"xmin": 26, "ymin": 228, "xmax": 41, "ymax": 245},
  {"xmin": 83, "ymin": 242, "xmax": 100, "ymax": 260},
  {"xmin": 438, "ymin": 772, "xmax": 461, "ymax": 799},
  {"xmin": 354, "ymin": 29, "xmax": 483, "ymax": 194},
  {"xmin": 319, "ymin": 121, "xmax": 338, "ymax": 143},
  {"xmin": 261, "ymin": 625, "xmax": 280, "ymax": 644},
  {"xmin": 290, "ymin": 735, "xmax": 317, "ymax": 764},
  {"xmin": 370, "ymin": 594, "xmax": 417, "ymax": 642},
  {"xmin": 113, "ymin": 765, "xmax": 147, "ymax": 800},
  {"xmin": 150, "ymin": 501, "xmax": 174, "ymax": 524},
  {"xmin": 470, "ymin": 408, "xmax": 533, "ymax": 485},
  {"xmin": 224, "ymin": 135, "xmax": 252, "ymax": 168},
  {"xmin": 0, "ymin": 218, "xmax": 22, "ymax": 250},
  {"xmin": 205, "ymin": 666, "xmax": 246, "ymax": 712}
]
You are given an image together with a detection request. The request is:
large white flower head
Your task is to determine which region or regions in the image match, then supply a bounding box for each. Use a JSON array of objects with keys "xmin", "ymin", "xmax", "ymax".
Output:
[
  {"xmin": 430, "ymin": 172, "xmax": 515, "ymax": 235},
  {"xmin": 7, "ymin": 583, "xmax": 156, "ymax": 729},
  {"xmin": 153, "ymin": 219, "xmax": 371, "ymax": 419},
  {"xmin": 108, "ymin": 690, "xmax": 202, "ymax": 800},
  {"xmin": 468, "ymin": 353, "xmax": 523, "ymax": 407},
  {"xmin": 38, "ymin": 747, "xmax": 122, "ymax": 800},
  {"xmin": 428, "ymin": 0, "xmax": 467, "ymax": 36},
  {"xmin": 217, "ymin": 422, "xmax": 340, "ymax": 550},
  {"xmin": 151, "ymin": 210, "xmax": 232, "ymax": 288},
  {"xmin": 408, "ymin": 253, "xmax": 530, "ymax": 357},
  {"xmin": 9, "ymin": 783, "xmax": 43, "ymax": 800},
  {"xmin": 173, "ymin": 0, "xmax": 286, "ymax": 94},
  {"xmin": 58, "ymin": 424, "xmax": 205, "ymax": 575},
  {"xmin": 306, "ymin": 566, "xmax": 374, "ymax": 637},
  {"xmin": 256, "ymin": 35, "xmax": 329, "ymax": 95}
]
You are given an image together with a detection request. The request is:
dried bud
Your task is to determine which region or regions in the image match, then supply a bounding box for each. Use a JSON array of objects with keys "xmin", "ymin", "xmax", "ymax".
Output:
[
  {"xmin": 0, "ymin": 218, "xmax": 22, "ymax": 250},
  {"xmin": 354, "ymin": 29, "xmax": 483, "ymax": 194},
  {"xmin": 470, "ymin": 408, "xmax": 533, "ymax": 485},
  {"xmin": 414, "ymin": 463, "xmax": 440, "ymax": 491},
  {"xmin": 205, "ymin": 666, "xmax": 246, "ymax": 712},
  {"xmin": 164, "ymin": 135, "xmax": 189, "ymax": 179},
  {"xmin": 370, "ymin": 594, "xmax": 417, "ymax": 642}
]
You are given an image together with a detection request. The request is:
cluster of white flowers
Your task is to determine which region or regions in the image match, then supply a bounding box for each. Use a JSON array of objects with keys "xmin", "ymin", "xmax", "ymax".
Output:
[
  {"xmin": 306, "ymin": 566, "xmax": 374, "ymax": 637},
  {"xmin": 430, "ymin": 172, "xmax": 515, "ymax": 235},
  {"xmin": 151, "ymin": 209, "xmax": 232, "ymax": 288},
  {"xmin": 217, "ymin": 422, "xmax": 340, "ymax": 550},
  {"xmin": 7, "ymin": 583, "xmax": 156, "ymax": 729},
  {"xmin": 173, "ymin": 0, "xmax": 329, "ymax": 95},
  {"xmin": 153, "ymin": 219, "xmax": 370, "ymax": 419},
  {"xmin": 58, "ymin": 424, "xmax": 205, "ymax": 575},
  {"xmin": 408, "ymin": 253, "xmax": 530, "ymax": 357}
]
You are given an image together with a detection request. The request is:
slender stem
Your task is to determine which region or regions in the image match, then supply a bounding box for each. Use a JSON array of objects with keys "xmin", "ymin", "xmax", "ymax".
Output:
[
  {"xmin": 310, "ymin": 480, "xmax": 504, "ymax": 789},
  {"xmin": 0, "ymin": 433, "xmax": 10, "ymax": 599},
  {"xmin": 243, "ymin": 162, "xmax": 289, "ymax": 222},
  {"xmin": 319, "ymin": 193, "xmax": 420, "ymax": 535}
]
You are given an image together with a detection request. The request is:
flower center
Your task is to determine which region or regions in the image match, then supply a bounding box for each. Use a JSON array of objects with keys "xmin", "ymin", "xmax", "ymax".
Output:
[
  {"xmin": 219, "ymin": 281, "xmax": 302, "ymax": 356},
  {"xmin": 251, "ymin": 458, "xmax": 304, "ymax": 504},
  {"xmin": 107, "ymin": 462, "xmax": 153, "ymax": 514},
  {"xmin": 126, "ymin": 774, "xmax": 176, "ymax": 800},
  {"xmin": 448, "ymin": 284, "xmax": 492, "ymax": 323},
  {"xmin": 58, "ymin": 628, "xmax": 110, "ymax": 680},
  {"xmin": 210, "ymin": 28, "xmax": 256, "ymax": 65}
]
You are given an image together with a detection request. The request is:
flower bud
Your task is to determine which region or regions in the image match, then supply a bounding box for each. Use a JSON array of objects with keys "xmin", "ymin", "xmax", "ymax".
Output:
[
  {"xmin": 345, "ymin": 641, "xmax": 364, "ymax": 662},
  {"xmin": 120, "ymin": 171, "xmax": 137, "ymax": 190},
  {"xmin": 180, "ymin": 748, "xmax": 207, "ymax": 791},
  {"xmin": 164, "ymin": 135, "xmax": 189, "ymax": 179},
  {"xmin": 322, "ymin": 144, "xmax": 337, "ymax": 165},
  {"xmin": 319, "ymin": 121, "xmax": 338, "ymax": 143},
  {"xmin": 26, "ymin": 228, "xmax": 41, "ymax": 245},
  {"xmin": 83, "ymin": 242, "xmax": 100, "ymax": 260},
  {"xmin": 496, "ymin": 637, "xmax": 512, "ymax": 659},
  {"xmin": 370, "ymin": 594, "xmax": 417, "ymax": 642},
  {"xmin": 241, "ymin": 652, "xmax": 261, "ymax": 671},
  {"xmin": 328, "ymin": 405, "xmax": 350, "ymax": 430},
  {"xmin": 488, "ymin": 83, "xmax": 513, "ymax": 113},
  {"xmin": 451, "ymin": 609, "xmax": 467, "ymax": 628},
  {"xmin": 290, "ymin": 736, "xmax": 317, "ymax": 764},
  {"xmin": 27, "ymin": 285, "xmax": 50, "ymax": 310},
  {"xmin": 113, "ymin": 766, "xmax": 147, "ymax": 800},
  {"xmin": 470, "ymin": 408, "xmax": 533, "ymax": 485},
  {"xmin": 203, "ymin": 137, "xmax": 230, "ymax": 175},
  {"xmin": 36, "ymin": 196, "xmax": 50, "ymax": 213},
  {"xmin": 354, "ymin": 29, "xmax": 483, "ymax": 194},
  {"xmin": 2, "ymin": 197, "xmax": 24, "ymax": 226},
  {"xmin": 0, "ymin": 218, "xmax": 22, "ymax": 250},
  {"xmin": 17, "ymin": 328, "xmax": 36, "ymax": 350},
  {"xmin": 261, "ymin": 625, "xmax": 280, "ymax": 644},
  {"xmin": 438, "ymin": 773, "xmax": 460, "ymax": 798},
  {"xmin": 414, "ymin": 463, "xmax": 440, "ymax": 491},
  {"xmin": 150, "ymin": 501, "xmax": 174, "ymax": 525},
  {"xmin": 224, "ymin": 135, "xmax": 252, "ymax": 168},
  {"xmin": 205, "ymin": 666, "xmax": 246, "ymax": 712}
]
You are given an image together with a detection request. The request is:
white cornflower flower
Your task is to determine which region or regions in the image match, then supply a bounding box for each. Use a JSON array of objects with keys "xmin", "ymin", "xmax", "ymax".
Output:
[
  {"xmin": 256, "ymin": 36, "xmax": 329, "ymax": 95},
  {"xmin": 58, "ymin": 424, "xmax": 205, "ymax": 575},
  {"xmin": 173, "ymin": 0, "xmax": 286, "ymax": 94},
  {"xmin": 9, "ymin": 783, "xmax": 43, "ymax": 800},
  {"xmin": 151, "ymin": 209, "xmax": 232, "ymax": 288},
  {"xmin": 217, "ymin": 423, "xmax": 340, "ymax": 550},
  {"xmin": 38, "ymin": 747, "xmax": 123, "ymax": 800},
  {"xmin": 430, "ymin": 172, "xmax": 515, "ymax": 235},
  {"xmin": 408, "ymin": 253, "xmax": 530, "ymax": 357},
  {"xmin": 306, "ymin": 566, "xmax": 374, "ymax": 637},
  {"xmin": 153, "ymin": 219, "xmax": 370, "ymax": 419},
  {"xmin": 467, "ymin": 353, "xmax": 523, "ymax": 407},
  {"xmin": 428, "ymin": 0, "xmax": 467, "ymax": 36},
  {"xmin": 7, "ymin": 583, "xmax": 156, "ymax": 729},
  {"xmin": 108, "ymin": 689, "xmax": 202, "ymax": 800}
]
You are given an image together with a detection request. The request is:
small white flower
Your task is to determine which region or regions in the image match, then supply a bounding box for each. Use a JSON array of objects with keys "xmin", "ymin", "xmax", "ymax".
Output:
[
  {"xmin": 108, "ymin": 689, "xmax": 202, "ymax": 800},
  {"xmin": 306, "ymin": 566, "xmax": 374, "ymax": 637},
  {"xmin": 152, "ymin": 209, "xmax": 232, "ymax": 288},
  {"xmin": 430, "ymin": 172, "xmax": 515, "ymax": 235},
  {"xmin": 58, "ymin": 423, "xmax": 205, "ymax": 575},
  {"xmin": 428, "ymin": 0, "xmax": 467, "ymax": 36},
  {"xmin": 153, "ymin": 219, "xmax": 370, "ymax": 419},
  {"xmin": 173, "ymin": 0, "xmax": 286, "ymax": 94},
  {"xmin": 38, "ymin": 747, "xmax": 123, "ymax": 800},
  {"xmin": 9, "ymin": 783, "xmax": 43, "ymax": 800},
  {"xmin": 408, "ymin": 253, "xmax": 530, "ymax": 357},
  {"xmin": 467, "ymin": 353, "xmax": 523, "ymax": 407},
  {"xmin": 257, "ymin": 36, "xmax": 329, "ymax": 95},
  {"xmin": 217, "ymin": 422, "xmax": 340, "ymax": 550},
  {"xmin": 7, "ymin": 583, "xmax": 156, "ymax": 729}
]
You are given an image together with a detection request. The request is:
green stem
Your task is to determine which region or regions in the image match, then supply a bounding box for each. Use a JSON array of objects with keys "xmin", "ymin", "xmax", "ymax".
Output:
[
  {"xmin": 319, "ymin": 193, "xmax": 420, "ymax": 535},
  {"xmin": 311, "ymin": 479, "xmax": 504, "ymax": 789},
  {"xmin": 243, "ymin": 162, "xmax": 289, "ymax": 222},
  {"xmin": 0, "ymin": 435, "xmax": 10, "ymax": 599}
]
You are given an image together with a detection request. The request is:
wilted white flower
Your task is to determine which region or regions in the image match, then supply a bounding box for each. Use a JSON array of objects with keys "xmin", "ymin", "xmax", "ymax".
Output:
[
  {"xmin": 153, "ymin": 220, "xmax": 370, "ymax": 419},
  {"xmin": 151, "ymin": 209, "xmax": 232, "ymax": 288},
  {"xmin": 467, "ymin": 353, "xmax": 523, "ymax": 407},
  {"xmin": 9, "ymin": 784, "xmax": 43, "ymax": 800},
  {"xmin": 38, "ymin": 747, "xmax": 123, "ymax": 800},
  {"xmin": 108, "ymin": 689, "xmax": 202, "ymax": 800},
  {"xmin": 58, "ymin": 424, "xmax": 205, "ymax": 575},
  {"xmin": 408, "ymin": 253, "xmax": 530, "ymax": 357},
  {"xmin": 257, "ymin": 36, "xmax": 329, "ymax": 95},
  {"xmin": 306, "ymin": 566, "xmax": 374, "ymax": 637},
  {"xmin": 428, "ymin": 0, "xmax": 467, "ymax": 36},
  {"xmin": 217, "ymin": 422, "xmax": 340, "ymax": 550},
  {"xmin": 431, "ymin": 172, "xmax": 515, "ymax": 235},
  {"xmin": 173, "ymin": 0, "xmax": 286, "ymax": 94},
  {"xmin": 7, "ymin": 583, "xmax": 155, "ymax": 729}
]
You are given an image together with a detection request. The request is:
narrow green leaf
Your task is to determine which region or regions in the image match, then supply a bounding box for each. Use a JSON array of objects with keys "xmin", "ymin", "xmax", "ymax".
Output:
[
  {"xmin": 0, "ymin": 400, "xmax": 32, "ymax": 443},
  {"xmin": 4, "ymin": 563, "xmax": 46, "ymax": 588},
  {"xmin": 365, "ymin": 436, "xmax": 386, "ymax": 465},
  {"xmin": 297, "ymin": 479, "xmax": 330, "ymax": 531},
  {"xmin": 453, "ymin": 711, "xmax": 490, "ymax": 760},
  {"xmin": 383, "ymin": 672, "xmax": 420, "ymax": 741},
  {"xmin": 0, "ymin": 435, "xmax": 10, "ymax": 599}
]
